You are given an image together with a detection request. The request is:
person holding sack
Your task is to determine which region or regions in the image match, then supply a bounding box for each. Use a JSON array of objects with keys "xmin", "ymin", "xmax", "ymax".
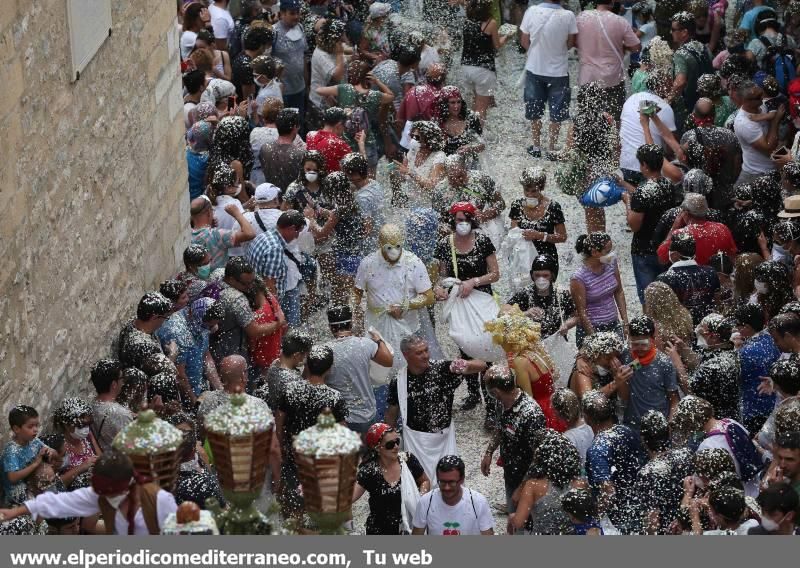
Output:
[
  {"xmin": 0, "ymin": 450, "xmax": 176, "ymax": 535},
  {"xmin": 353, "ymin": 423, "xmax": 431, "ymax": 534},
  {"xmin": 434, "ymin": 202, "xmax": 501, "ymax": 412}
]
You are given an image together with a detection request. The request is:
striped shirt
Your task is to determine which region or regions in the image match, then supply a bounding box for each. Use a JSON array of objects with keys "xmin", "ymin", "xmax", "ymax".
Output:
[
  {"xmin": 246, "ymin": 229, "xmax": 289, "ymax": 298},
  {"xmin": 571, "ymin": 261, "xmax": 619, "ymax": 326},
  {"xmin": 191, "ymin": 226, "xmax": 235, "ymax": 271}
]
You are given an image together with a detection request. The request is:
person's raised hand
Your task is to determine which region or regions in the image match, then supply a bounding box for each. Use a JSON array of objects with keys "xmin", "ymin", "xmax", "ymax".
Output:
[
  {"xmin": 224, "ymin": 203, "xmax": 241, "ymax": 216},
  {"xmin": 757, "ymin": 375, "xmax": 774, "ymax": 396}
]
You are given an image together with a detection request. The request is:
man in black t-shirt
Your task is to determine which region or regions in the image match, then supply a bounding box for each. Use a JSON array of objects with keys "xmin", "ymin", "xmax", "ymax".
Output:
[
  {"xmin": 231, "ymin": 26, "xmax": 273, "ymax": 100},
  {"xmin": 620, "ymin": 144, "xmax": 673, "ymax": 305},
  {"xmin": 506, "ymin": 254, "xmax": 576, "ymax": 338},
  {"xmin": 480, "ymin": 366, "xmax": 545, "ymax": 519},
  {"xmin": 117, "ymin": 292, "xmax": 171, "ymax": 371},
  {"xmin": 275, "ymin": 345, "xmax": 348, "ymax": 516}
]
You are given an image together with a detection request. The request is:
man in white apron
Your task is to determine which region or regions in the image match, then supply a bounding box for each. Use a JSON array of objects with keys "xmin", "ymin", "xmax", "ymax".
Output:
[
  {"xmin": 384, "ymin": 336, "xmax": 488, "ymax": 485},
  {"xmin": 353, "ymin": 224, "xmax": 437, "ymax": 418}
]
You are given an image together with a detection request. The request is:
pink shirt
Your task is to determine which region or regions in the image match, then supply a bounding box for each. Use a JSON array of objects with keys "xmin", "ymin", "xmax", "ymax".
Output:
[{"xmin": 576, "ymin": 10, "xmax": 639, "ymax": 88}]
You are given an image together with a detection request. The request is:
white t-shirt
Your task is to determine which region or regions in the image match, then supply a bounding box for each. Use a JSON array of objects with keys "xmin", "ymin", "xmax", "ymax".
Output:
[
  {"xmin": 354, "ymin": 250, "xmax": 432, "ymax": 332},
  {"xmin": 412, "ymin": 488, "xmax": 494, "ymax": 535},
  {"xmin": 184, "ymin": 101, "xmax": 197, "ymax": 130},
  {"xmin": 209, "ymin": 3, "xmax": 234, "ymax": 41},
  {"xmin": 214, "ymin": 195, "xmax": 245, "ymax": 256},
  {"xmin": 564, "ymin": 422, "xmax": 594, "ymax": 470},
  {"xmin": 520, "ymin": 3, "xmax": 578, "ymax": 77},
  {"xmin": 309, "ymin": 48, "xmax": 338, "ymax": 109},
  {"xmin": 734, "ymin": 109, "xmax": 777, "ymax": 175},
  {"xmin": 619, "ymin": 92, "xmax": 676, "ymax": 171},
  {"xmin": 180, "ymin": 30, "xmax": 198, "ymax": 60},
  {"xmin": 697, "ymin": 420, "xmax": 760, "ymax": 498},
  {"xmin": 638, "ymin": 21, "xmax": 656, "ymax": 48}
]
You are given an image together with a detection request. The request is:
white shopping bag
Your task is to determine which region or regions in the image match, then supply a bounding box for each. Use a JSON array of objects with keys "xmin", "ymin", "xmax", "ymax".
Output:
[
  {"xmin": 367, "ymin": 311, "xmax": 413, "ymax": 386},
  {"xmin": 442, "ymin": 285, "xmax": 506, "ymax": 362},
  {"xmin": 479, "ymin": 216, "xmax": 506, "ymax": 251},
  {"xmin": 502, "ymin": 227, "xmax": 538, "ymax": 293},
  {"xmin": 541, "ymin": 332, "xmax": 577, "ymax": 388}
]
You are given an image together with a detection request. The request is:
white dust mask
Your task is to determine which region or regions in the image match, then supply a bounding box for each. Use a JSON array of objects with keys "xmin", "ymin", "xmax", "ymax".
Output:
[
  {"xmin": 105, "ymin": 491, "xmax": 128, "ymax": 509},
  {"xmin": 525, "ymin": 197, "xmax": 540, "ymax": 207},
  {"xmin": 455, "ymin": 222, "xmax": 472, "ymax": 236},
  {"xmin": 73, "ymin": 426, "xmax": 90, "ymax": 440},
  {"xmin": 754, "ymin": 280, "xmax": 768, "ymax": 294},
  {"xmin": 599, "ymin": 251, "xmax": 617, "ymax": 265},
  {"xmin": 408, "ymin": 139, "xmax": 421, "ymax": 152},
  {"xmin": 383, "ymin": 245, "xmax": 402, "ymax": 262},
  {"xmin": 534, "ymin": 277, "xmax": 550, "ymax": 291},
  {"xmin": 305, "ymin": 171, "xmax": 319, "ymax": 183},
  {"xmin": 594, "ymin": 365, "xmax": 610, "ymax": 377}
]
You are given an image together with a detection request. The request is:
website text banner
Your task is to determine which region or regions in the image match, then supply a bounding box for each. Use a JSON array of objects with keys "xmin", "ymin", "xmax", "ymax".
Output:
[{"xmin": 1, "ymin": 536, "xmax": 792, "ymax": 568}]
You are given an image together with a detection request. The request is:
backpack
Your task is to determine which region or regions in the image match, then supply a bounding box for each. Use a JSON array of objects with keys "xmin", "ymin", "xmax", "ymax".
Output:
[
  {"xmin": 345, "ymin": 96, "xmax": 370, "ymax": 139},
  {"xmin": 789, "ymin": 77, "xmax": 800, "ymax": 123},
  {"xmin": 707, "ymin": 419, "xmax": 764, "ymax": 482},
  {"xmin": 758, "ymin": 35, "xmax": 797, "ymax": 93}
]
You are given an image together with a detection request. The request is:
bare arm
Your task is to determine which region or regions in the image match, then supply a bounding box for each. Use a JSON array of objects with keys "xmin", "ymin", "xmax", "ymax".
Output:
[
  {"xmin": 613, "ymin": 266, "xmax": 629, "ymax": 327},
  {"xmin": 229, "ymin": 208, "xmax": 256, "ymax": 245},
  {"xmin": 315, "ymin": 85, "xmax": 340, "ymax": 99},
  {"xmin": 204, "ymin": 351, "xmax": 222, "ymax": 390},
  {"xmin": 570, "ymin": 278, "xmax": 593, "ymax": 336}
]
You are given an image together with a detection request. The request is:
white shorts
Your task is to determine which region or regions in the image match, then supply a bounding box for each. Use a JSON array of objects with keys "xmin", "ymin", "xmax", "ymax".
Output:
[{"xmin": 462, "ymin": 65, "xmax": 498, "ymax": 98}]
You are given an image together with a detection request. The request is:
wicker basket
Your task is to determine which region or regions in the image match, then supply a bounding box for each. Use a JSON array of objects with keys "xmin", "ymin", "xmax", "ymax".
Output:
[
  {"xmin": 207, "ymin": 430, "xmax": 272, "ymax": 494},
  {"xmin": 128, "ymin": 450, "xmax": 180, "ymax": 491},
  {"xmin": 295, "ymin": 452, "xmax": 359, "ymax": 515}
]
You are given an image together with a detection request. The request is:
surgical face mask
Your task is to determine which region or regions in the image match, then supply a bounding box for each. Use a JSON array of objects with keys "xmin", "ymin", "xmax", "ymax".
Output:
[
  {"xmin": 408, "ymin": 139, "xmax": 421, "ymax": 153},
  {"xmin": 754, "ymin": 280, "xmax": 769, "ymax": 294},
  {"xmin": 595, "ymin": 365, "xmax": 610, "ymax": 377},
  {"xmin": 696, "ymin": 333, "xmax": 709, "ymax": 348},
  {"xmin": 760, "ymin": 514, "xmax": 786, "ymax": 533},
  {"xmin": 105, "ymin": 491, "xmax": 128, "ymax": 509},
  {"xmin": 197, "ymin": 263, "xmax": 212, "ymax": 279},
  {"xmin": 599, "ymin": 251, "xmax": 617, "ymax": 265},
  {"xmin": 230, "ymin": 184, "xmax": 242, "ymax": 197},
  {"xmin": 383, "ymin": 244, "xmax": 402, "ymax": 262},
  {"xmin": 773, "ymin": 244, "xmax": 792, "ymax": 262},
  {"xmin": 73, "ymin": 426, "xmax": 91, "ymax": 440},
  {"xmin": 305, "ymin": 171, "xmax": 319, "ymax": 183},
  {"xmin": 534, "ymin": 277, "xmax": 550, "ymax": 291},
  {"xmin": 525, "ymin": 197, "xmax": 540, "ymax": 207},
  {"xmin": 455, "ymin": 222, "xmax": 473, "ymax": 237}
]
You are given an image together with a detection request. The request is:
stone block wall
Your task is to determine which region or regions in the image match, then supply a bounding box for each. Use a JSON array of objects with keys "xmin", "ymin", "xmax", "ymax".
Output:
[{"xmin": 0, "ymin": 0, "xmax": 189, "ymax": 426}]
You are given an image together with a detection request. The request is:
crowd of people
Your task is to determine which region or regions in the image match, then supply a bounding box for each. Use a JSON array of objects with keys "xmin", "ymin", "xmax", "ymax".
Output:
[{"xmin": 3, "ymin": 0, "xmax": 800, "ymax": 537}]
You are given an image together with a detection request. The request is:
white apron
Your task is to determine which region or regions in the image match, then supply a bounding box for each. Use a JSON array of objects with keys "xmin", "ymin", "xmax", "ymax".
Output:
[{"xmin": 397, "ymin": 367, "xmax": 457, "ymax": 488}]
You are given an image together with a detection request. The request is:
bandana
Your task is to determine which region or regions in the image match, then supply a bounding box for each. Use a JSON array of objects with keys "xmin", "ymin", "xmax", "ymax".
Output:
[
  {"xmin": 449, "ymin": 201, "xmax": 477, "ymax": 216},
  {"xmin": 365, "ymin": 423, "xmax": 393, "ymax": 449},
  {"xmin": 636, "ymin": 345, "xmax": 658, "ymax": 366}
]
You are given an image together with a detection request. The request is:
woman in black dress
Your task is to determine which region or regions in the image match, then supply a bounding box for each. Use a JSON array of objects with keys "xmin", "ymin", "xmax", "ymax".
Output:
[
  {"xmin": 436, "ymin": 86, "xmax": 485, "ymax": 167},
  {"xmin": 508, "ymin": 166, "xmax": 568, "ymax": 277},
  {"xmin": 353, "ymin": 423, "xmax": 430, "ymax": 535}
]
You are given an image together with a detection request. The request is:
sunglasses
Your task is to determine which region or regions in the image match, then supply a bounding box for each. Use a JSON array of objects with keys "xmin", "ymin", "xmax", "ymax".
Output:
[{"xmin": 383, "ymin": 438, "xmax": 401, "ymax": 450}]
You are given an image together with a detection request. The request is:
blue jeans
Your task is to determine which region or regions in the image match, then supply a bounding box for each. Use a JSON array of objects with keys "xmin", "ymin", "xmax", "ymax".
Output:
[
  {"xmin": 631, "ymin": 253, "xmax": 663, "ymax": 306},
  {"xmin": 373, "ymin": 385, "xmax": 389, "ymax": 422},
  {"xmin": 524, "ymin": 72, "xmax": 571, "ymax": 122},
  {"xmin": 280, "ymin": 287, "xmax": 301, "ymax": 328}
]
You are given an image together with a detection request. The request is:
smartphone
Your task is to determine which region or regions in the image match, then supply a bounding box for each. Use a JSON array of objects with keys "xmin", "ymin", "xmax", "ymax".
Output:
[
  {"xmin": 629, "ymin": 359, "xmax": 642, "ymax": 372},
  {"xmin": 772, "ymin": 146, "xmax": 790, "ymax": 160},
  {"xmin": 227, "ymin": 95, "xmax": 236, "ymax": 111}
]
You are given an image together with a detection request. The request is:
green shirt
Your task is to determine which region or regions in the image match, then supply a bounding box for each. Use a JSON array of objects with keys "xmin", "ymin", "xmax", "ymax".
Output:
[{"xmin": 336, "ymin": 84, "xmax": 382, "ymax": 152}]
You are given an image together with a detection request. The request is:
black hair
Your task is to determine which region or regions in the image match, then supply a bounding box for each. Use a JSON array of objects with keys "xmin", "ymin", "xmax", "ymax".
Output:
[
  {"xmin": 90, "ymin": 358, "xmax": 123, "ymax": 395},
  {"xmin": 485, "ymin": 366, "xmax": 516, "ymax": 393},
  {"xmin": 306, "ymin": 345, "xmax": 334, "ymax": 376},
  {"xmin": 561, "ymin": 488, "xmax": 596, "ymax": 522},
  {"xmin": 136, "ymin": 292, "xmax": 172, "ymax": 321},
  {"xmin": 148, "ymin": 372, "xmax": 180, "ymax": 405},
  {"xmin": 709, "ymin": 251, "xmax": 733, "ymax": 275},
  {"xmin": 709, "ymin": 486, "xmax": 746, "ymax": 523},
  {"xmin": 327, "ymin": 305, "xmax": 353, "ymax": 334},
  {"xmin": 281, "ymin": 329, "xmax": 313, "ymax": 357},
  {"xmin": 392, "ymin": 44, "xmax": 421, "ymax": 67},
  {"xmin": 340, "ymin": 152, "xmax": 369, "ymax": 178},
  {"xmin": 39, "ymin": 433, "xmax": 65, "ymax": 454},
  {"xmin": 636, "ymin": 144, "xmax": 664, "ymax": 172},
  {"xmin": 183, "ymin": 69, "xmax": 206, "ymax": 95},
  {"xmin": 436, "ymin": 455, "xmax": 465, "ymax": 479},
  {"xmin": 640, "ymin": 410, "xmax": 670, "ymax": 452},
  {"xmin": 159, "ymin": 279, "xmax": 188, "ymax": 303},
  {"xmin": 243, "ymin": 26, "xmax": 274, "ymax": 51},
  {"xmin": 94, "ymin": 449, "xmax": 134, "ymax": 481},
  {"xmin": 204, "ymin": 301, "xmax": 225, "ymax": 322},
  {"xmin": 322, "ymin": 106, "xmax": 347, "ymax": 126},
  {"xmin": 779, "ymin": 302, "xmax": 800, "ymax": 317},
  {"xmin": 775, "ymin": 429, "xmax": 800, "ymax": 450},
  {"xmin": 694, "ymin": 447, "xmax": 736, "ymax": 480},
  {"xmin": 196, "ymin": 28, "xmax": 216, "ymax": 45},
  {"xmin": 705, "ymin": 314, "xmax": 733, "ymax": 342},
  {"xmin": 118, "ymin": 367, "xmax": 148, "ymax": 409},
  {"xmin": 783, "ymin": 162, "xmax": 800, "ymax": 188},
  {"xmin": 757, "ymin": 481, "xmax": 799, "ymax": 516},
  {"xmin": 774, "ymin": 219, "xmax": 800, "ymax": 244},
  {"xmin": 447, "ymin": 208, "xmax": 479, "ymax": 231},
  {"xmin": 628, "ymin": 315, "xmax": 656, "ymax": 337},
  {"xmin": 530, "ymin": 254, "xmax": 557, "ymax": 275},
  {"xmin": 224, "ymin": 256, "xmax": 255, "ymax": 280},
  {"xmin": 277, "ymin": 210, "xmax": 306, "ymax": 230},
  {"xmin": 275, "ymin": 108, "xmax": 300, "ymax": 135},
  {"xmin": 9, "ymin": 405, "xmax": 38, "ymax": 429},
  {"xmin": 575, "ymin": 232, "xmax": 611, "ymax": 256},
  {"xmin": 769, "ymin": 312, "xmax": 800, "ymax": 337},
  {"xmin": 183, "ymin": 244, "xmax": 208, "ymax": 268},
  {"xmin": 581, "ymin": 390, "xmax": 614, "ymax": 424},
  {"xmin": 754, "ymin": 8, "xmax": 780, "ymax": 36},
  {"xmin": 672, "ymin": 11, "xmax": 697, "ymax": 36},
  {"xmin": 669, "ymin": 231, "xmax": 696, "ymax": 257},
  {"xmin": 323, "ymin": 171, "xmax": 353, "ymax": 203},
  {"xmin": 770, "ymin": 356, "xmax": 800, "ymax": 396},
  {"xmin": 733, "ymin": 303, "xmax": 765, "ymax": 332},
  {"xmin": 528, "ymin": 430, "xmax": 581, "ymax": 488}
]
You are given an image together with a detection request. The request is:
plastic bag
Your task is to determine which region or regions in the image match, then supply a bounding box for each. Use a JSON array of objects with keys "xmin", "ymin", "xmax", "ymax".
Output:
[
  {"xmin": 442, "ymin": 286, "xmax": 506, "ymax": 362},
  {"xmin": 541, "ymin": 332, "xmax": 577, "ymax": 388},
  {"xmin": 479, "ymin": 216, "xmax": 506, "ymax": 251},
  {"xmin": 502, "ymin": 228, "xmax": 538, "ymax": 293},
  {"xmin": 579, "ymin": 176, "xmax": 625, "ymax": 208},
  {"xmin": 367, "ymin": 312, "xmax": 412, "ymax": 386}
]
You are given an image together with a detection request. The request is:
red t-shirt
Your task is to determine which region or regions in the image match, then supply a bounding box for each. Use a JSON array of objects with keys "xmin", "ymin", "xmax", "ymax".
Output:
[
  {"xmin": 248, "ymin": 295, "xmax": 282, "ymax": 369},
  {"xmin": 306, "ymin": 130, "xmax": 351, "ymax": 172},
  {"xmin": 657, "ymin": 221, "xmax": 738, "ymax": 266},
  {"xmin": 398, "ymin": 84, "xmax": 439, "ymax": 123}
]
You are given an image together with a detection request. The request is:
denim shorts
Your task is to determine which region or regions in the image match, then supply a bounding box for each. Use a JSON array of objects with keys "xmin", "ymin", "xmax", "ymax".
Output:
[{"xmin": 524, "ymin": 72, "xmax": 571, "ymax": 122}]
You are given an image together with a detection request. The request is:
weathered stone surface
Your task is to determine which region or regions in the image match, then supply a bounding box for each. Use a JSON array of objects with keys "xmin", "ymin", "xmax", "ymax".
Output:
[{"xmin": 0, "ymin": 2, "xmax": 188, "ymax": 428}]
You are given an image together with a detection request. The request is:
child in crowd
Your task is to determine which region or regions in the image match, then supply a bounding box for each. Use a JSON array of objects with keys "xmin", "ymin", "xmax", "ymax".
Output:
[
  {"xmin": 2, "ymin": 406, "xmax": 55, "ymax": 505},
  {"xmin": 561, "ymin": 488, "xmax": 603, "ymax": 535}
]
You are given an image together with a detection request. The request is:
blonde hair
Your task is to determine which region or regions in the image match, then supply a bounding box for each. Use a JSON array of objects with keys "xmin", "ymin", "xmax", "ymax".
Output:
[
  {"xmin": 485, "ymin": 306, "xmax": 554, "ymax": 371},
  {"xmin": 644, "ymin": 282, "xmax": 694, "ymax": 343},
  {"xmin": 260, "ymin": 96, "xmax": 284, "ymax": 124},
  {"xmin": 734, "ymin": 253, "xmax": 764, "ymax": 302}
]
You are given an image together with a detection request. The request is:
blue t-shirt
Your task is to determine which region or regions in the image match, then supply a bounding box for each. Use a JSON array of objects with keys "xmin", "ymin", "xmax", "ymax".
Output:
[
  {"xmin": 186, "ymin": 148, "xmax": 209, "ymax": 200},
  {"xmin": 622, "ymin": 351, "xmax": 679, "ymax": 432},
  {"xmin": 156, "ymin": 310, "xmax": 210, "ymax": 396},
  {"xmin": 2, "ymin": 437, "xmax": 44, "ymax": 505},
  {"xmin": 740, "ymin": 331, "xmax": 780, "ymax": 421},
  {"xmin": 739, "ymin": 6, "xmax": 772, "ymax": 40}
]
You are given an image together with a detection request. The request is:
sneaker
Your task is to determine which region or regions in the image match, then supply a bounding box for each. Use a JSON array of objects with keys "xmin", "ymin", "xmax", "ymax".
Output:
[
  {"xmin": 544, "ymin": 150, "xmax": 564, "ymax": 162},
  {"xmin": 460, "ymin": 395, "xmax": 482, "ymax": 411},
  {"xmin": 527, "ymin": 145, "xmax": 542, "ymax": 158}
]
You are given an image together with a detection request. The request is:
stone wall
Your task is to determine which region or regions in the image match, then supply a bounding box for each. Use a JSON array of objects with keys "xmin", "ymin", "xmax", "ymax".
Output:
[{"xmin": 0, "ymin": 0, "xmax": 189, "ymax": 425}]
